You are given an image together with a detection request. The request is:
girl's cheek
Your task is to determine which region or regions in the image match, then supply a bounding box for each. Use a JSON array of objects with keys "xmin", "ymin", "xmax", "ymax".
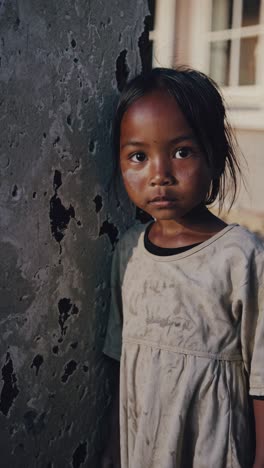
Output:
[
  {"xmin": 122, "ymin": 168, "xmax": 144, "ymax": 189},
  {"xmin": 177, "ymin": 165, "xmax": 197, "ymax": 180},
  {"xmin": 178, "ymin": 162, "xmax": 210, "ymax": 181}
]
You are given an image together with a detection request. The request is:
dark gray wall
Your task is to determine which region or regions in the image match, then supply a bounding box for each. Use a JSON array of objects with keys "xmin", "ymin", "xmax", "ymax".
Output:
[{"xmin": 0, "ymin": 1, "xmax": 150, "ymax": 466}]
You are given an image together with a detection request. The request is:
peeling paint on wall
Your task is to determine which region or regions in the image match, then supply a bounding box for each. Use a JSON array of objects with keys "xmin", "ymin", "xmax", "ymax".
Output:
[
  {"xmin": 57, "ymin": 298, "xmax": 79, "ymax": 340},
  {"xmin": 116, "ymin": 49, "xmax": 130, "ymax": 92},
  {"xmin": 0, "ymin": 0, "xmax": 150, "ymax": 466},
  {"xmin": 99, "ymin": 219, "xmax": 119, "ymax": 249},
  {"xmin": 0, "ymin": 353, "xmax": 19, "ymax": 416},
  {"xmin": 61, "ymin": 360, "xmax": 77, "ymax": 383},
  {"xmin": 93, "ymin": 194, "xmax": 103, "ymax": 213},
  {"xmin": 30, "ymin": 354, "xmax": 44, "ymax": 376},
  {"xmin": 72, "ymin": 441, "xmax": 87, "ymax": 468},
  {"xmin": 50, "ymin": 170, "xmax": 76, "ymax": 244}
]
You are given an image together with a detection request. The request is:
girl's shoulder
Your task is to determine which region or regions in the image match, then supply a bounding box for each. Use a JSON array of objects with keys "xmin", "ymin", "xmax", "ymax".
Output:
[
  {"xmin": 227, "ymin": 224, "xmax": 264, "ymax": 256},
  {"xmin": 223, "ymin": 225, "xmax": 264, "ymax": 285},
  {"xmin": 112, "ymin": 222, "xmax": 147, "ymax": 279},
  {"xmin": 117, "ymin": 221, "xmax": 147, "ymax": 252}
]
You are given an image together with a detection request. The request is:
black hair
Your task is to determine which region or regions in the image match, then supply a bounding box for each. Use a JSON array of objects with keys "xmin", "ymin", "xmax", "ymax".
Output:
[{"xmin": 112, "ymin": 66, "xmax": 242, "ymax": 210}]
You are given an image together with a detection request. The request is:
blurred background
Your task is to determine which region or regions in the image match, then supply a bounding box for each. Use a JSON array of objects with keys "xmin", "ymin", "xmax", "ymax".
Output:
[{"xmin": 148, "ymin": 0, "xmax": 264, "ymax": 235}]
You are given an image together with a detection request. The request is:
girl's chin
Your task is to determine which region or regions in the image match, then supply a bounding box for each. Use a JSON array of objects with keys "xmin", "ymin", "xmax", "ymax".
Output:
[
  {"xmin": 147, "ymin": 211, "xmax": 185, "ymax": 222},
  {"xmin": 145, "ymin": 203, "xmax": 208, "ymax": 222}
]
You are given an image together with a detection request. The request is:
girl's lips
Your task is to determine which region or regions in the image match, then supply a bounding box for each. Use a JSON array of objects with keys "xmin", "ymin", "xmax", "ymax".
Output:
[{"xmin": 148, "ymin": 196, "xmax": 177, "ymax": 207}]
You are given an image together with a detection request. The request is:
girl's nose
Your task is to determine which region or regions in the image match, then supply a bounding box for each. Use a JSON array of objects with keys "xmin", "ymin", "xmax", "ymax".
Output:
[{"xmin": 149, "ymin": 159, "xmax": 176, "ymax": 186}]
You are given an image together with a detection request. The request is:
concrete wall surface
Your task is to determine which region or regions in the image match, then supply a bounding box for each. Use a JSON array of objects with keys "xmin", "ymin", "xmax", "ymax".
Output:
[{"xmin": 0, "ymin": 1, "xmax": 150, "ymax": 466}]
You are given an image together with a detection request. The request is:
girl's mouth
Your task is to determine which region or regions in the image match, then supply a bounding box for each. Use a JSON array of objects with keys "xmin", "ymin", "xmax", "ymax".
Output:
[{"xmin": 148, "ymin": 196, "xmax": 177, "ymax": 208}]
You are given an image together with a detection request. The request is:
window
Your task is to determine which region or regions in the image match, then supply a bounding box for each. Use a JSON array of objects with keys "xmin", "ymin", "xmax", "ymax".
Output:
[
  {"xmin": 207, "ymin": 0, "xmax": 264, "ymax": 88},
  {"xmin": 151, "ymin": 0, "xmax": 264, "ymax": 128}
]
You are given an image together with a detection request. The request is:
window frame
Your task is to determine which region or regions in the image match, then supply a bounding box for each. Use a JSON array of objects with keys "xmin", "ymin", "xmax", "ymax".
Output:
[
  {"xmin": 151, "ymin": 0, "xmax": 264, "ymax": 129},
  {"xmin": 205, "ymin": 0, "xmax": 264, "ymax": 96},
  {"xmin": 204, "ymin": 0, "xmax": 264, "ymax": 128}
]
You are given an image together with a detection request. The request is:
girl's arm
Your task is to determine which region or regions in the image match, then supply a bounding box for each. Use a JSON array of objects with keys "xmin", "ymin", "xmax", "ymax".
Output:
[
  {"xmin": 253, "ymin": 399, "xmax": 264, "ymax": 468},
  {"xmin": 101, "ymin": 359, "xmax": 120, "ymax": 468}
]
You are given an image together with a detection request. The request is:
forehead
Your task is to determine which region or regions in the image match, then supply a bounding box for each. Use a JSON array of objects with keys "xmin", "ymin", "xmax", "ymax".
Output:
[{"xmin": 120, "ymin": 90, "xmax": 192, "ymax": 140}]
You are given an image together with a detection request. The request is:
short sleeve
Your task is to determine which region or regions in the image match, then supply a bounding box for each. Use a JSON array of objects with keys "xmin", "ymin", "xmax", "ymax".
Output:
[
  {"xmin": 241, "ymin": 251, "xmax": 264, "ymax": 396},
  {"xmin": 103, "ymin": 246, "xmax": 123, "ymax": 361}
]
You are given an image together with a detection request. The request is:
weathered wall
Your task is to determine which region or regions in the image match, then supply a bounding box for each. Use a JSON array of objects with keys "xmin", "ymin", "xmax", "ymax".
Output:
[{"xmin": 0, "ymin": 1, "xmax": 151, "ymax": 466}]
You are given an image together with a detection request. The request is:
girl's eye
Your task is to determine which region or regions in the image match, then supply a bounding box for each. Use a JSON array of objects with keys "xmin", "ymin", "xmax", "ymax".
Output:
[
  {"xmin": 129, "ymin": 152, "xmax": 147, "ymax": 163},
  {"xmin": 174, "ymin": 148, "xmax": 192, "ymax": 159}
]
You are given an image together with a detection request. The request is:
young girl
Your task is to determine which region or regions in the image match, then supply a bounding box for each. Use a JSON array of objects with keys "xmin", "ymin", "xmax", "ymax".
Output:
[{"xmin": 102, "ymin": 67, "xmax": 264, "ymax": 468}]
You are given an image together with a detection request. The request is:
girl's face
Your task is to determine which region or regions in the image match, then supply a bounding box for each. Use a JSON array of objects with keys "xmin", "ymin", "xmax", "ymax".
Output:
[{"xmin": 119, "ymin": 90, "xmax": 212, "ymax": 223}]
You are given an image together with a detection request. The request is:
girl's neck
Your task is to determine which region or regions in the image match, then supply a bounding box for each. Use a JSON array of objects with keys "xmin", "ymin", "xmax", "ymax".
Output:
[{"xmin": 148, "ymin": 206, "xmax": 227, "ymax": 249}]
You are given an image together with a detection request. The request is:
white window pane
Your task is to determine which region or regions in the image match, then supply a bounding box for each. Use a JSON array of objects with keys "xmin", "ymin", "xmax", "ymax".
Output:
[
  {"xmin": 211, "ymin": 0, "xmax": 233, "ymax": 31},
  {"xmin": 242, "ymin": 0, "xmax": 260, "ymax": 27},
  {"xmin": 209, "ymin": 40, "xmax": 231, "ymax": 86},
  {"xmin": 239, "ymin": 36, "xmax": 258, "ymax": 84}
]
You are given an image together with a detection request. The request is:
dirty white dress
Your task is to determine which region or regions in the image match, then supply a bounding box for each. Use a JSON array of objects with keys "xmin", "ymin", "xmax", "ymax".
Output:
[{"xmin": 103, "ymin": 223, "xmax": 264, "ymax": 468}]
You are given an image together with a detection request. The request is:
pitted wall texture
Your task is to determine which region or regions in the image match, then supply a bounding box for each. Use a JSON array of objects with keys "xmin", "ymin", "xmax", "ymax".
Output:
[{"xmin": 0, "ymin": 1, "xmax": 151, "ymax": 466}]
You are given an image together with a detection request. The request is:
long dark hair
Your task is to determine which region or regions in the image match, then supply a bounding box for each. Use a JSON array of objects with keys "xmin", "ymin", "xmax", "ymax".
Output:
[{"xmin": 112, "ymin": 67, "xmax": 242, "ymax": 210}]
